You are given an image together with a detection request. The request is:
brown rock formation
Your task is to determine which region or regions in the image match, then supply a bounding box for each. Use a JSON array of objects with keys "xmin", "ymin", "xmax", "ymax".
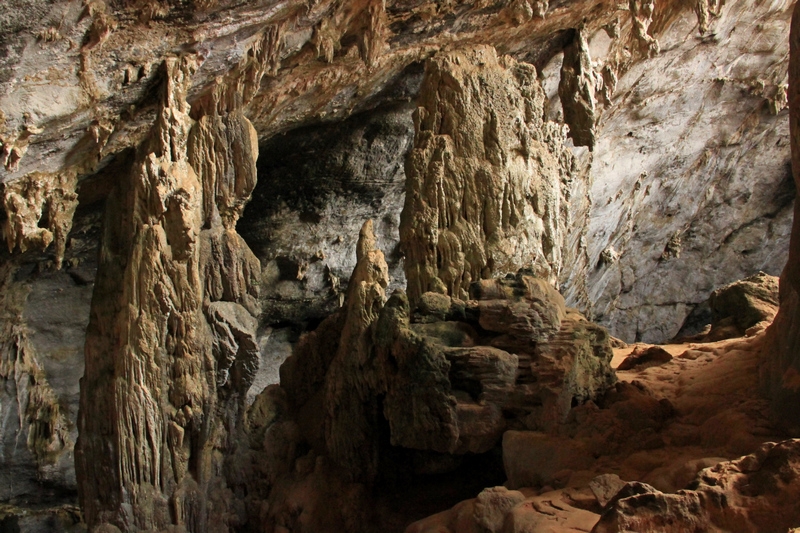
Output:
[
  {"xmin": 702, "ymin": 272, "xmax": 779, "ymax": 341},
  {"xmin": 75, "ymin": 55, "xmax": 261, "ymax": 531},
  {"xmin": 558, "ymin": 29, "xmax": 598, "ymax": 149},
  {"xmin": 593, "ymin": 439, "xmax": 800, "ymax": 533},
  {"xmin": 762, "ymin": 0, "xmax": 800, "ymax": 435},
  {"xmin": 400, "ymin": 46, "xmax": 580, "ymax": 304},
  {"xmin": 283, "ymin": 240, "xmax": 615, "ymax": 488}
]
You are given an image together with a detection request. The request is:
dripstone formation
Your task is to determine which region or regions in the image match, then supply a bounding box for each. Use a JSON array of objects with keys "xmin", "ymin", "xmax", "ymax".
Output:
[
  {"xmin": 76, "ymin": 56, "xmax": 261, "ymax": 531},
  {"xmin": 0, "ymin": 0, "xmax": 800, "ymax": 531},
  {"xmin": 401, "ymin": 46, "xmax": 581, "ymax": 304}
]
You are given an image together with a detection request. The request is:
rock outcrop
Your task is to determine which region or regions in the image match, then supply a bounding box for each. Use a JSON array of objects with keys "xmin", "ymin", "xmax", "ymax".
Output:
[
  {"xmin": 594, "ymin": 439, "xmax": 800, "ymax": 533},
  {"xmin": 400, "ymin": 46, "xmax": 582, "ymax": 304},
  {"xmin": 75, "ymin": 56, "xmax": 261, "ymax": 532},
  {"xmin": 762, "ymin": 0, "xmax": 800, "ymax": 436},
  {"xmin": 558, "ymin": 29, "xmax": 598, "ymax": 150},
  {"xmin": 282, "ymin": 221, "xmax": 615, "ymax": 493}
]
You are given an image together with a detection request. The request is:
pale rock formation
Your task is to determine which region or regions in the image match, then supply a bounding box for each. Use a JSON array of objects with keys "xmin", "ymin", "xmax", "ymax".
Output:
[
  {"xmin": 400, "ymin": 46, "xmax": 581, "ymax": 304},
  {"xmin": 75, "ymin": 55, "xmax": 261, "ymax": 532},
  {"xmin": 582, "ymin": 0, "xmax": 794, "ymax": 343},
  {"xmin": 628, "ymin": 0, "xmax": 659, "ymax": 58},
  {"xmin": 3, "ymin": 172, "xmax": 78, "ymax": 269}
]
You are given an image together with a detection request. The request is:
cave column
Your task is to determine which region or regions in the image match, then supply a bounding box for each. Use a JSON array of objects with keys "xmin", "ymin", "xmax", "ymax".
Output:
[{"xmin": 76, "ymin": 55, "xmax": 261, "ymax": 532}]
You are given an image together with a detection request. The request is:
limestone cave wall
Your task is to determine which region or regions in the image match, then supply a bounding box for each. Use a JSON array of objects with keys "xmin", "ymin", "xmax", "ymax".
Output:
[{"xmin": 0, "ymin": 0, "xmax": 799, "ymax": 531}]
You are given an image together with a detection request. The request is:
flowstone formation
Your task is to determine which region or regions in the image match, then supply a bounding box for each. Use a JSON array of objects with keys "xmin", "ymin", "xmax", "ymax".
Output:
[
  {"xmin": 400, "ymin": 46, "xmax": 585, "ymax": 304},
  {"xmin": 75, "ymin": 56, "xmax": 261, "ymax": 532}
]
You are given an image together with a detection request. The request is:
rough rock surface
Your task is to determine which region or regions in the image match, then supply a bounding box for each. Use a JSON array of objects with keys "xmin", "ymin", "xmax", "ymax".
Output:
[
  {"xmin": 762, "ymin": 0, "xmax": 800, "ymax": 436},
  {"xmin": 278, "ymin": 221, "xmax": 615, "ymax": 530},
  {"xmin": 558, "ymin": 29, "xmax": 598, "ymax": 149},
  {"xmin": 239, "ymin": 96, "xmax": 417, "ymax": 327},
  {"xmin": 616, "ymin": 345, "xmax": 673, "ymax": 370},
  {"xmin": 579, "ymin": 0, "xmax": 795, "ymax": 343},
  {"xmin": 406, "ymin": 331, "xmax": 793, "ymax": 533},
  {"xmin": 0, "ymin": 203, "xmax": 100, "ymax": 504},
  {"xmin": 593, "ymin": 439, "xmax": 800, "ymax": 533},
  {"xmin": 75, "ymin": 56, "xmax": 261, "ymax": 531},
  {"xmin": 400, "ymin": 45, "xmax": 583, "ymax": 304}
]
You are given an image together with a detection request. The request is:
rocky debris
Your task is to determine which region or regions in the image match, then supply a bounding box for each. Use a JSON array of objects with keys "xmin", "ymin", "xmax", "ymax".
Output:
[
  {"xmin": 589, "ymin": 474, "xmax": 626, "ymax": 508},
  {"xmin": 75, "ymin": 56, "xmax": 261, "ymax": 532},
  {"xmin": 593, "ymin": 439, "xmax": 800, "ymax": 533},
  {"xmin": 400, "ymin": 45, "xmax": 582, "ymax": 304},
  {"xmin": 616, "ymin": 345, "xmax": 673, "ymax": 370},
  {"xmin": 558, "ymin": 29, "xmax": 598, "ymax": 150},
  {"xmin": 700, "ymin": 272, "xmax": 779, "ymax": 341}
]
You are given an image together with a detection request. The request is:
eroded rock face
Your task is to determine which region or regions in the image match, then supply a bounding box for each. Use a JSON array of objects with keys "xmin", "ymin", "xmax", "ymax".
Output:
[
  {"xmin": 762, "ymin": 0, "xmax": 800, "ymax": 436},
  {"xmin": 75, "ymin": 56, "xmax": 261, "ymax": 531},
  {"xmin": 400, "ymin": 45, "xmax": 584, "ymax": 304},
  {"xmin": 558, "ymin": 29, "xmax": 597, "ymax": 149},
  {"xmin": 239, "ymin": 92, "xmax": 417, "ymax": 327},
  {"xmin": 282, "ymin": 224, "xmax": 615, "ymax": 489},
  {"xmin": 582, "ymin": 0, "xmax": 795, "ymax": 343},
  {"xmin": 593, "ymin": 439, "xmax": 800, "ymax": 533}
]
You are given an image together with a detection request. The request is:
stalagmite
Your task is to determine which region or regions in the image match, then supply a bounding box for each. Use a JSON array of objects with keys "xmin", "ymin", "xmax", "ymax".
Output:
[
  {"xmin": 400, "ymin": 46, "xmax": 581, "ymax": 304},
  {"xmin": 75, "ymin": 55, "xmax": 261, "ymax": 532}
]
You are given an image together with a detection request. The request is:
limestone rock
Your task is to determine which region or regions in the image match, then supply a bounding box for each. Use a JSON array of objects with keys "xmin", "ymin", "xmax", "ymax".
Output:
[
  {"xmin": 589, "ymin": 474, "xmax": 626, "ymax": 508},
  {"xmin": 283, "ymin": 263, "xmax": 616, "ymax": 486},
  {"xmin": 583, "ymin": 0, "xmax": 793, "ymax": 344},
  {"xmin": 2, "ymin": 172, "xmax": 78, "ymax": 269},
  {"xmin": 405, "ymin": 487, "xmax": 600, "ymax": 533},
  {"xmin": 761, "ymin": 0, "xmax": 800, "ymax": 435},
  {"xmin": 401, "ymin": 46, "xmax": 580, "ymax": 303},
  {"xmin": 704, "ymin": 271, "xmax": 779, "ymax": 341},
  {"xmin": 558, "ymin": 29, "xmax": 597, "ymax": 149},
  {"xmin": 593, "ymin": 439, "xmax": 800, "ymax": 533},
  {"xmin": 322, "ymin": 219, "xmax": 389, "ymax": 481},
  {"xmin": 617, "ymin": 345, "xmax": 673, "ymax": 371},
  {"xmin": 0, "ymin": 263, "xmax": 74, "ymax": 500},
  {"xmin": 207, "ymin": 301, "xmax": 259, "ymax": 390},
  {"xmin": 75, "ymin": 55, "xmax": 261, "ymax": 532},
  {"xmin": 474, "ymin": 487, "xmax": 526, "ymax": 532}
]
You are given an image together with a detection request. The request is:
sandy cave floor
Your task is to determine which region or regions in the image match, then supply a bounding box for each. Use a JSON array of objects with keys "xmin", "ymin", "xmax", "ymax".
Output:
[{"xmin": 406, "ymin": 328, "xmax": 789, "ymax": 533}]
